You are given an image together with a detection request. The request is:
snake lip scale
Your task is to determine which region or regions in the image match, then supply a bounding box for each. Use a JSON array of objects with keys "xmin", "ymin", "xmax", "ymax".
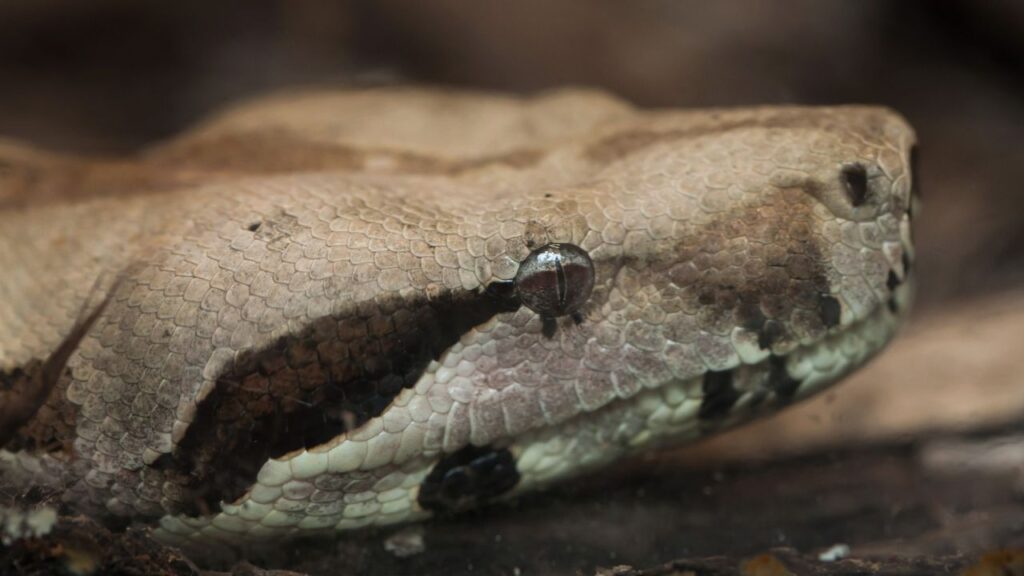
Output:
[{"xmin": 0, "ymin": 88, "xmax": 917, "ymax": 555}]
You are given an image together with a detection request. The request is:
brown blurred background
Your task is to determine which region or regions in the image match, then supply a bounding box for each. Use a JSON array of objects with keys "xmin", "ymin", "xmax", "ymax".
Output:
[
  {"xmin": 2, "ymin": 0, "xmax": 1022, "ymax": 308},
  {"xmin": 2, "ymin": 1, "xmax": 1023, "ymax": 573}
]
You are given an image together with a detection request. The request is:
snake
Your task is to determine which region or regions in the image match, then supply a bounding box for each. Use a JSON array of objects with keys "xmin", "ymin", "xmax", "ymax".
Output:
[{"xmin": 0, "ymin": 88, "xmax": 917, "ymax": 555}]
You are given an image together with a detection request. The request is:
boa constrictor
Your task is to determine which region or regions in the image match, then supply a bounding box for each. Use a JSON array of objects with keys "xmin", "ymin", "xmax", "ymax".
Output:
[{"xmin": 0, "ymin": 88, "xmax": 917, "ymax": 554}]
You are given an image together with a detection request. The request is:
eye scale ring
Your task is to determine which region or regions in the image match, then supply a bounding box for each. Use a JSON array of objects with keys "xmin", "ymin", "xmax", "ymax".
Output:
[{"xmin": 514, "ymin": 243, "xmax": 595, "ymax": 318}]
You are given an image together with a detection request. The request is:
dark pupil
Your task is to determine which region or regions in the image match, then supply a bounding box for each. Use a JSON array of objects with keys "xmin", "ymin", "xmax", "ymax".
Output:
[{"xmin": 520, "ymin": 266, "xmax": 562, "ymax": 310}]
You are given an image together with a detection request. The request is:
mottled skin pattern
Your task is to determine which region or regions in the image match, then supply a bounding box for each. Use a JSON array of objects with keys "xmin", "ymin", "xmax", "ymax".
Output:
[{"xmin": 0, "ymin": 88, "xmax": 917, "ymax": 553}]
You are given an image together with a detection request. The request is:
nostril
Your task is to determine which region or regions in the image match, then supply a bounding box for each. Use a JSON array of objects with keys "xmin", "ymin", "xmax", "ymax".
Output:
[{"xmin": 840, "ymin": 163, "xmax": 869, "ymax": 207}]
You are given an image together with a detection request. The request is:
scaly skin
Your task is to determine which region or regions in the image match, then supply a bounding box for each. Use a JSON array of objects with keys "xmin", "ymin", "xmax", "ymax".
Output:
[{"xmin": 0, "ymin": 88, "xmax": 917, "ymax": 554}]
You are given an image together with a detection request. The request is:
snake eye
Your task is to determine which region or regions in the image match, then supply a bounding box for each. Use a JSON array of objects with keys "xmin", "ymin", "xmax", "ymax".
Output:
[{"xmin": 514, "ymin": 243, "xmax": 595, "ymax": 317}]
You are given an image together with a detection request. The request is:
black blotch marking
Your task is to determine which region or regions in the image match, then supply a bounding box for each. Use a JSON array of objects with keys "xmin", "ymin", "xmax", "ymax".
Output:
[
  {"xmin": 737, "ymin": 301, "xmax": 765, "ymax": 331},
  {"xmin": 888, "ymin": 295, "xmax": 899, "ymax": 314},
  {"xmin": 160, "ymin": 281, "xmax": 522, "ymax": 515},
  {"xmin": 818, "ymin": 294, "xmax": 842, "ymax": 329},
  {"xmin": 483, "ymin": 279, "xmax": 517, "ymax": 300},
  {"xmin": 418, "ymin": 445, "xmax": 519, "ymax": 513},
  {"xmin": 886, "ymin": 270, "xmax": 901, "ymax": 292},
  {"xmin": 758, "ymin": 319, "xmax": 785, "ymax": 351},
  {"xmin": 570, "ymin": 311, "xmax": 585, "ymax": 326},
  {"xmin": 246, "ymin": 221, "xmax": 262, "ymax": 232},
  {"xmin": 840, "ymin": 163, "xmax": 869, "ymax": 207},
  {"xmin": 768, "ymin": 355, "xmax": 801, "ymax": 402},
  {"xmin": 543, "ymin": 192, "xmax": 553, "ymax": 198},
  {"xmin": 736, "ymin": 302, "xmax": 785, "ymax": 351},
  {"xmin": 541, "ymin": 317, "xmax": 558, "ymax": 339},
  {"xmin": 583, "ymin": 115, "xmax": 837, "ymax": 164},
  {"xmin": 698, "ymin": 369, "xmax": 739, "ymax": 420}
]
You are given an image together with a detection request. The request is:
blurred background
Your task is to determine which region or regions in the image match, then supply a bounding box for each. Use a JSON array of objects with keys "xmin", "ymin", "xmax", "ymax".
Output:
[
  {"xmin": 1, "ymin": 1, "xmax": 1022, "ymax": 574},
  {"xmin": 2, "ymin": 0, "xmax": 1023, "ymax": 308}
]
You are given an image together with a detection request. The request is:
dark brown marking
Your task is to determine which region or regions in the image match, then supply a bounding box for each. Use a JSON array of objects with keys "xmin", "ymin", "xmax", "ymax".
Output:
[
  {"xmin": 582, "ymin": 114, "xmax": 832, "ymax": 164},
  {"xmin": 0, "ymin": 367, "xmax": 27, "ymax": 392},
  {"xmin": 541, "ymin": 317, "xmax": 558, "ymax": 339},
  {"xmin": 737, "ymin": 300, "xmax": 767, "ymax": 333},
  {"xmin": 148, "ymin": 130, "xmax": 365, "ymax": 173},
  {"xmin": 157, "ymin": 281, "xmax": 522, "ymax": 515},
  {"xmin": 886, "ymin": 270, "xmax": 901, "ymax": 291},
  {"xmin": 147, "ymin": 129, "xmax": 544, "ymax": 176},
  {"xmin": 698, "ymin": 369, "xmax": 739, "ymax": 420},
  {"xmin": 0, "ymin": 134, "xmax": 544, "ymax": 210},
  {"xmin": 0, "ymin": 153, "xmax": 219, "ymax": 211},
  {"xmin": 585, "ymin": 130, "xmax": 686, "ymax": 164},
  {"xmin": 0, "ymin": 278, "xmax": 121, "ymax": 449},
  {"xmin": 758, "ymin": 319, "xmax": 786, "ymax": 351},
  {"xmin": 818, "ymin": 294, "xmax": 842, "ymax": 329},
  {"xmin": 768, "ymin": 355, "xmax": 801, "ymax": 402},
  {"xmin": 736, "ymin": 301, "xmax": 785, "ymax": 351}
]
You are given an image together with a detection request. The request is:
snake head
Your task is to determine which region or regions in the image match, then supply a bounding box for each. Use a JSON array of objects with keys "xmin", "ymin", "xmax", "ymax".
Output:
[
  {"xmin": 158, "ymin": 103, "xmax": 917, "ymax": 539},
  {"xmin": 153, "ymin": 101, "xmax": 917, "ymax": 546},
  {"xmin": 0, "ymin": 90, "xmax": 916, "ymax": 549}
]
